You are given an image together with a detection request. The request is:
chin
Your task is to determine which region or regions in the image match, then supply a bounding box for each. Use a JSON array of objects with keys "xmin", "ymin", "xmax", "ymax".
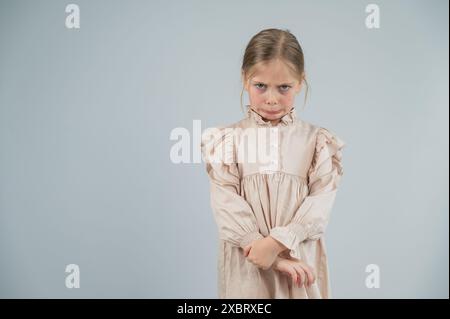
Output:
[{"xmin": 262, "ymin": 114, "xmax": 279, "ymax": 120}]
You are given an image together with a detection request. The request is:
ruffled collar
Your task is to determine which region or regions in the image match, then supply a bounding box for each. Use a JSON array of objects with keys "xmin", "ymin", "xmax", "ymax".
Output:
[{"xmin": 245, "ymin": 105, "xmax": 297, "ymax": 126}]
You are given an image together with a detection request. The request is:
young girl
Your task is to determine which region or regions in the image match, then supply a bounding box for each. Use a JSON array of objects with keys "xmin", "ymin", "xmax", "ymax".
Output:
[{"xmin": 201, "ymin": 28, "xmax": 345, "ymax": 299}]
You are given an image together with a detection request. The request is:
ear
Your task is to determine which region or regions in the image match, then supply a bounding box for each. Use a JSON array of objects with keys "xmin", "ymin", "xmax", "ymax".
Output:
[
  {"xmin": 295, "ymin": 72, "xmax": 306, "ymax": 94},
  {"xmin": 294, "ymin": 82, "xmax": 302, "ymax": 95},
  {"xmin": 241, "ymin": 71, "xmax": 249, "ymax": 91}
]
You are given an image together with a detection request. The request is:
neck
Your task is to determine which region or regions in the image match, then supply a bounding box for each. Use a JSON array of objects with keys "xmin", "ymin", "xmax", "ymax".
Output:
[{"xmin": 270, "ymin": 119, "xmax": 281, "ymax": 126}]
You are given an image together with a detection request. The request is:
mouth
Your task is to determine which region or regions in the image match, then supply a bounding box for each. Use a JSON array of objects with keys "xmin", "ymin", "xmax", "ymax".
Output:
[{"xmin": 264, "ymin": 109, "xmax": 282, "ymax": 115}]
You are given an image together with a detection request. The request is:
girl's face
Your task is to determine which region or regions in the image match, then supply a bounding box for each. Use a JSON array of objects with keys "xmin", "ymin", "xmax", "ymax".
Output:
[{"xmin": 243, "ymin": 59, "xmax": 303, "ymax": 125}]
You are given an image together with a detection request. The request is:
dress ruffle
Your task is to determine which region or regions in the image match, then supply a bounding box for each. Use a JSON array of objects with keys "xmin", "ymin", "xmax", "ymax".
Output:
[
  {"xmin": 309, "ymin": 127, "xmax": 345, "ymax": 177},
  {"xmin": 201, "ymin": 126, "xmax": 236, "ymax": 165}
]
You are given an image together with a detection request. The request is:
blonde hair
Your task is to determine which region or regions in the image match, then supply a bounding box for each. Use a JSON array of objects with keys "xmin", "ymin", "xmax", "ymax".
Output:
[{"xmin": 240, "ymin": 28, "xmax": 309, "ymax": 113}]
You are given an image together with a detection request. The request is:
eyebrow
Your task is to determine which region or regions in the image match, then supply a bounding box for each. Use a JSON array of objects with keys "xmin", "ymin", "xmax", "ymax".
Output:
[{"xmin": 251, "ymin": 80, "xmax": 295, "ymax": 86}]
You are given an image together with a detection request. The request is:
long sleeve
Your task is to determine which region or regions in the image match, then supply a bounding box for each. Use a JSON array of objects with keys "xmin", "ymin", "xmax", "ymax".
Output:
[
  {"xmin": 201, "ymin": 127, "xmax": 264, "ymax": 249},
  {"xmin": 269, "ymin": 127, "xmax": 346, "ymax": 259}
]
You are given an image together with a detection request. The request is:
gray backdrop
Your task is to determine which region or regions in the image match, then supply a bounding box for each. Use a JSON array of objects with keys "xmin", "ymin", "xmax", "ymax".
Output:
[{"xmin": 0, "ymin": 0, "xmax": 448, "ymax": 298}]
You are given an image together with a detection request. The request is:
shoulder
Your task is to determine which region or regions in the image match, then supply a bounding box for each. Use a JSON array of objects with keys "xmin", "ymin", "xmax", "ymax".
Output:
[
  {"xmin": 294, "ymin": 118, "xmax": 346, "ymax": 149},
  {"xmin": 201, "ymin": 122, "xmax": 237, "ymax": 164},
  {"xmin": 294, "ymin": 118, "xmax": 319, "ymax": 137}
]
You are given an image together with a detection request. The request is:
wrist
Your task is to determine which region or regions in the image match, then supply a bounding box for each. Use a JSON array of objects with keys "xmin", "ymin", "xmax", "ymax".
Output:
[
  {"xmin": 267, "ymin": 236, "xmax": 288, "ymax": 254},
  {"xmin": 273, "ymin": 256, "xmax": 285, "ymax": 270}
]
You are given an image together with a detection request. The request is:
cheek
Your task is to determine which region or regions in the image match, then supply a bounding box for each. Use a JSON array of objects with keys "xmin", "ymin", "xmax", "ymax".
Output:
[
  {"xmin": 248, "ymin": 87, "xmax": 265, "ymax": 103},
  {"xmin": 279, "ymin": 92, "xmax": 295, "ymax": 105}
]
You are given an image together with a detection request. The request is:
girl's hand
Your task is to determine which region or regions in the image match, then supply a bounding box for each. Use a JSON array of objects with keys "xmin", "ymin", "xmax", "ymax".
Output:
[
  {"xmin": 273, "ymin": 256, "xmax": 316, "ymax": 288},
  {"xmin": 242, "ymin": 236, "xmax": 287, "ymax": 270}
]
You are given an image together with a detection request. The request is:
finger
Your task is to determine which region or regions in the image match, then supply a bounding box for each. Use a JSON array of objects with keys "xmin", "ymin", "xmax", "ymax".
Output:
[
  {"xmin": 289, "ymin": 269, "xmax": 297, "ymax": 287},
  {"xmin": 303, "ymin": 263, "xmax": 316, "ymax": 285},
  {"xmin": 302, "ymin": 266, "xmax": 315, "ymax": 287},
  {"xmin": 243, "ymin": 246, "xmax": 251, "ymax": 257},
  {"xmin": 298, "ymin": 261, "xmax": 316, "ymax": 286},
  {"xmin": 295, "ymin": 267, "xmax": 306, "ymax": 288}
]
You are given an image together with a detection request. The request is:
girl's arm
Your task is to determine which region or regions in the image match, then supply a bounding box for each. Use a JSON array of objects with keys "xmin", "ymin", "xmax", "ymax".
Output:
[
  {"xmin": 201, "ymin": 127, "xmax": 263, "ymax": 249},
  {"xmin": 268, "ymin": 127, "xmax": 346, "ymax": 260}
]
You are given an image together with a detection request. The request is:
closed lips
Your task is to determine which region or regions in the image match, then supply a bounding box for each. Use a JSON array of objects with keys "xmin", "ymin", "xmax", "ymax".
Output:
[{"xmin": 265, "ymin": 110, "xmax": 281, "ymax": 114}]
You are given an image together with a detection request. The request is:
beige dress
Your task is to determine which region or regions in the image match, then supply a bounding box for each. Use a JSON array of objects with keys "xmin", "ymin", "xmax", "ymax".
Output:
[{"xmin": 201, "ymin": 105, "xmax": 345, "ymax": 299}]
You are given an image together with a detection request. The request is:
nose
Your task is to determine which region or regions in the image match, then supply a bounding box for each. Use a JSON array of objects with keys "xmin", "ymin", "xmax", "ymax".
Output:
[{"xmin": 265, "ymin": 88, "xmax": 278, "ymax": 105}]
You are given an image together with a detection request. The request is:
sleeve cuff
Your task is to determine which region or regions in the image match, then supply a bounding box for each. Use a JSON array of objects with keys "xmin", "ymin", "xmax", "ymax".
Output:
[
  {"xmin": 239, "ymin": 231, "xmax": 264, "ymax": 249},
  {"xmin": 269, "ymin": 226, "xmax": 308, "ymax": 260}
]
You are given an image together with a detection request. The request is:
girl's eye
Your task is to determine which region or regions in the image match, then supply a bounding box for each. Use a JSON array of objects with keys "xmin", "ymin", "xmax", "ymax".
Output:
[
  {"xmin": 279, "ymin": 85, "xmax": 291, "ymax": 92},
  {"xmin": 254, "ymin": 83, "xmax": 291, "ymax": 92}
]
